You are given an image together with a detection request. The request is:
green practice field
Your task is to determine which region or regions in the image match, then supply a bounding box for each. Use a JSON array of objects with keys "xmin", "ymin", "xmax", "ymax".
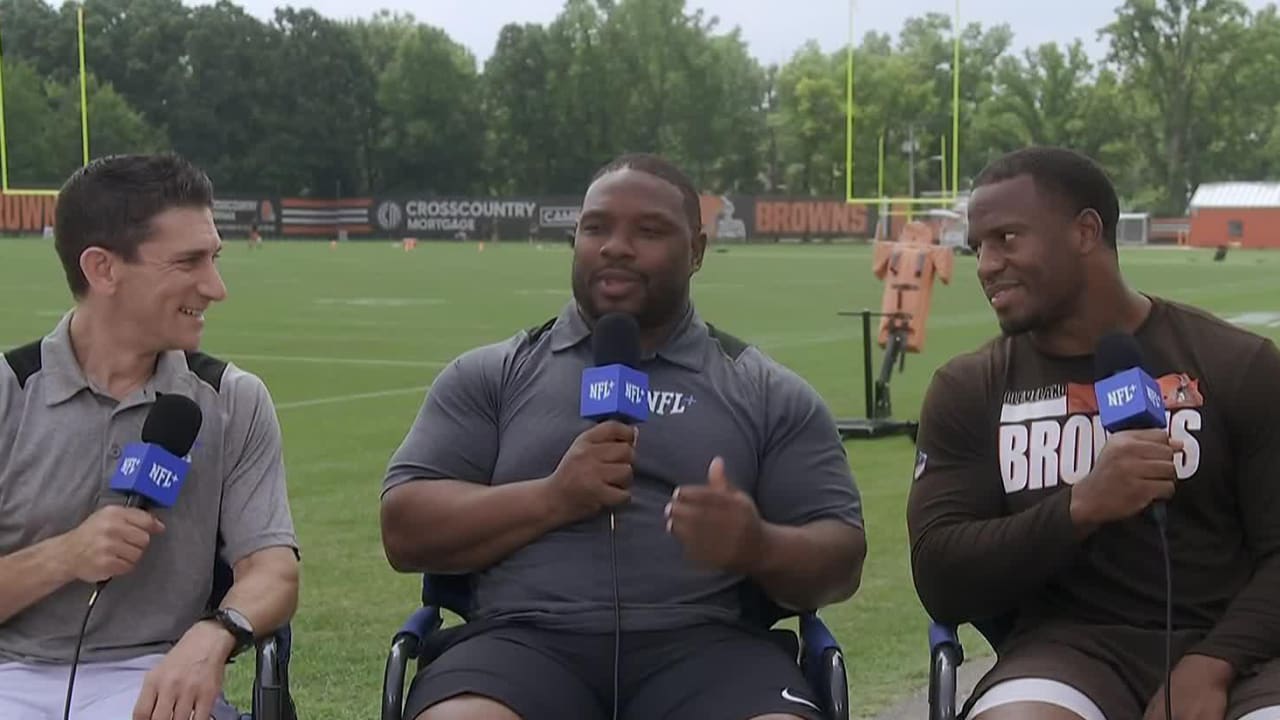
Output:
[{"xmin": 2, "ymin": 236, "xmax": 1277, "ymax": 718}]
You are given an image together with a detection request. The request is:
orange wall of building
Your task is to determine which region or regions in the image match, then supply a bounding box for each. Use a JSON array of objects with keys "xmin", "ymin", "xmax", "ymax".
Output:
[{"xmin": 1188, "ymin": 208, "xmax": 1280, "ymax": 248}]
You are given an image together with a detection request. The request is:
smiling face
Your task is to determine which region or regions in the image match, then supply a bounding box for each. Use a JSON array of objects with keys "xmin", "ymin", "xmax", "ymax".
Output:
[
  {"xmin": 967, "ymin": 174, "xmax": 1092, "ymax": 336},
  {"xmin": 570, "ymin": 167, "xmax": 707, "ymax": 330},
  {"xmin": 105, "ymin": 206, "xmax": 227, "ymax": 352}
]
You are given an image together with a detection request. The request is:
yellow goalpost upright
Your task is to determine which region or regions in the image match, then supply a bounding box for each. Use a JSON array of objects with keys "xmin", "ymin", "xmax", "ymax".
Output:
[
  {"xmin": 0, "ymin": 4, "xmax": 91, "ymax": 196},
  {"xmin": 845, "ymin": 0, "xmax": 963, "ymax": 218}
]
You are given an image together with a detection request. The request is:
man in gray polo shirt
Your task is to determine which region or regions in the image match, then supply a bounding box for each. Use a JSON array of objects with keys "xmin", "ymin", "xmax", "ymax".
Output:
[
  {"xmin": 0, "ymin": 154, "xmax": 299, "ymax": 720},
  {"xmin": 381, "ymin": 153, "xmax": 867, "ymax": 720}
]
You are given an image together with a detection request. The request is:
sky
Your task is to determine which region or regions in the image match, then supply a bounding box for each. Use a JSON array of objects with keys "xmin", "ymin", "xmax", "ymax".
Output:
[{"xmin": 219, "ymin": 0, "xmax": 1276, "ymax": 67}]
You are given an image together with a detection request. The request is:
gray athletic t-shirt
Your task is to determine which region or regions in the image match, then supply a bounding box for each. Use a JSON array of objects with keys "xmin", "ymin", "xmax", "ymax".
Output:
[
  {"xmin": 384, "ymin": 302, "xmax": 862, "ymax": 633},
  {"xmin": 0, "ymin": 312, "xmax": 298, "ymax": 663}
]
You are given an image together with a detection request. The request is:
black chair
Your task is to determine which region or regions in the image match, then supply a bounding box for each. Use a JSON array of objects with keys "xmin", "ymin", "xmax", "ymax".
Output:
[
  {"xmin": 210, "ymin": 555, "xmax": 297, "ymax": 720},
  {"xmin": 382, "ymin": 574, "xmax": 850, "ymax": 720},
  {"xmin": 927, "ymin": 615, "xmax": 1015, "ymax": 720}
]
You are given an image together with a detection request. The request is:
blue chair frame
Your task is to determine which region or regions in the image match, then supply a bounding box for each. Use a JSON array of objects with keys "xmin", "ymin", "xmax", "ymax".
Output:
[
  {"xmin": 210, "ymin": 553, "xmax": 296, "ymax": 720},
  {"xmin": 927, "ymin": 615, "xmax": 1015, "ymax": 720},
  {"xmin": 382, "ymin": 574, "xmax": 850, "ymax": 720}
]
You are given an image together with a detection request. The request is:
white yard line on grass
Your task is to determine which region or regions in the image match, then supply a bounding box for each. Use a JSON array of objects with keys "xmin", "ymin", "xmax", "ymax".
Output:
[
  {"xmin": 223, "ymin": 352, "xmax": 446, "ymax": 369},
  {"xmin": 276, "ymin": 384, "xmax": 431, "ymax": 410}
]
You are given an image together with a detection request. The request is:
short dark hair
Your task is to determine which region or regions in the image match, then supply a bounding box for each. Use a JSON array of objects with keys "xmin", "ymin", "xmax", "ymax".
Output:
[
  {"xmin": 973, "ymin": 146, "xmax": 1120, "ymax": 248},
  {"xmin": 55, "ymin": 153, "xmax": 214, "ymax": 298},
  {"xmin": 591, "ymin": 153, "xmax": 702, "ymax": 235}
]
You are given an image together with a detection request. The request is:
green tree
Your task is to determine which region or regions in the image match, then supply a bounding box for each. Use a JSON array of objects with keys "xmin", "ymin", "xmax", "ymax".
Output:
[
  {"xmin": 1104, "ymin": 0, "xmax": 1253, "ymax": 213},
  {"xmin": 373, "ymin": 22, "xmax": 485, "ymax": 194}
]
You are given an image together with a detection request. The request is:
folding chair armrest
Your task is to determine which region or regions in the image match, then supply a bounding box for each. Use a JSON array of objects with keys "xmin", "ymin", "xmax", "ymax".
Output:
[
  {"xmin": 928, "ymin": 621, "xmax": 963, "ymax": 720},
  {"xmin": 799, "ymin": 612, "xmax": 849, "ymax": 720},
  {"xmin": 382, "ymin": 606, "xmax": 444, "ymax": 720},
  {"xmin": 251, "ymin": 625, "xmax": 295, "ymax": 720}
]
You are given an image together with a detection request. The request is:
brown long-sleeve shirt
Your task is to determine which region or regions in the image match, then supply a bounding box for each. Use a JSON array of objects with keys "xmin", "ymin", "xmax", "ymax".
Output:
[{"xmin": 906, "ymin": 296, "xmax": 1280, "ymax": 673}]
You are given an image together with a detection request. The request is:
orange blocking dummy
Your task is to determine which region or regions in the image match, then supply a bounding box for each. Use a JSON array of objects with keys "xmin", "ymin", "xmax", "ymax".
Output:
[{"xmin": 871, "ymin": 220, "xmax": 954, "ymax": 353}]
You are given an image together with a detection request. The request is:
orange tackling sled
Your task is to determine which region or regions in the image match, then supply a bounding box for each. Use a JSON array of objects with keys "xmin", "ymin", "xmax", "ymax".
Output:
[{"xmin": 870, "ymin": 220, "xmax": 954, "ymax": 354}]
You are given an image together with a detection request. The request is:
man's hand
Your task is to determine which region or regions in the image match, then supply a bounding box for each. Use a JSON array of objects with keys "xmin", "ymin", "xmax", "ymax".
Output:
[
  {"xmin": 1142, "ymin": 654, "xmax": 1234, "ymax": 720},
  {"xmin": 546, "ymin": 421, "xmax": 637, "ymax": 523},
  {"xmin": 132, "ymin": 621, "xmax": 234, "ymax": 720},
  {"xmin": 665, "ymin": 457, "xmax": 764, "ymax": 574},
  {"xmin": 1070, "ymin": 429, "xmax": 1183, "ymax": 535},
  {"xmin": 59, "ymin": 506, "xmax": 165, "ymax": 583}
]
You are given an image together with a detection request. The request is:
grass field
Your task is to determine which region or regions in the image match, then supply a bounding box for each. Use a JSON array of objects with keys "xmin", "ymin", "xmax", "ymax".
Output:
[{"xmin": 2, "ymin": 236, "xmax": 1278, "ymax": 718}]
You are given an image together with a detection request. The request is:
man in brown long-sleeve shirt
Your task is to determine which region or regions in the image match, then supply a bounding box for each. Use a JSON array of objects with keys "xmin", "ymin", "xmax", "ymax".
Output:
[{"xmin": 907, "ymin": 146, "xmax": 1280, "ymax": 720}]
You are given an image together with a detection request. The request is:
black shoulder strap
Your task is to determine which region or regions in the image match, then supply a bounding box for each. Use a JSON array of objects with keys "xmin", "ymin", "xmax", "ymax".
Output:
[
  {"xmin": 184, "ymin": 351, "xmax": 228, "ymax": 392},
  {"xmin": 4, "ymin": 340, "xmax": 44, "ymax": 390},
  {"xmin": 526, "ymin": 317, "xmax": 558, "ymax": 344},
  {"xmin": 706, "ymin": 323, "xmax": 750, "ymax": 361}
]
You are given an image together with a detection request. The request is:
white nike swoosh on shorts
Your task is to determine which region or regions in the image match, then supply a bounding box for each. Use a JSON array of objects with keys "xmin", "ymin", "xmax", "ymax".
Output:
[{"xmin": 781, "ymin": 687, "xmax": 821, "ymax": 712}]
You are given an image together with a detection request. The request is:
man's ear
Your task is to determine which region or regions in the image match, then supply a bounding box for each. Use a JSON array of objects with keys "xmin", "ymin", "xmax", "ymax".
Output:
[
  {"xmin": 691, "ymin": 230, "xmax": 708, "ymax": 274},
  {"xmin": 79, "ymin": 247, "xmax": 121, "ymax": 297},
  {"xmin": 1075, "ymin": 208, "xmax": 1107, "ymax": 255}
]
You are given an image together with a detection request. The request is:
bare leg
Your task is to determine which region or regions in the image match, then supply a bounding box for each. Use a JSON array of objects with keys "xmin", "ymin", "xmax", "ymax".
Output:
[
  {"xmin": 973, "ymin": 703, "xmax": 1088, "ymax": 720},
  {"xmin": 414, "ymin": 694, "xmax": 522, "ymax": 720}
]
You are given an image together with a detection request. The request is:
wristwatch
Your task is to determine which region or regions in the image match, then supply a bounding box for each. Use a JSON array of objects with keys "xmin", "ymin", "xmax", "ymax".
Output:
[{"xmin": 203, "ymin": 607, "xmax": 255, "ymax": 658}]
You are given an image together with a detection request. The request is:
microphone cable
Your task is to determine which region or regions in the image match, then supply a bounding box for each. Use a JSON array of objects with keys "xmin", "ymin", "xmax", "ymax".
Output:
[
  {"xmin": 1152, "ymin": 504, "xmax": 1173, "ymax": 720},
  {"xmin": 609, "ymin": 510, "xmax": 621, "ymax": 720},
  {"xmin": 63, "ymin": 496, "xmax": 143, "ymax": 719},
  {"xmin": 63, "ymin": 584, "xmax": 103, "ymax": 720}
]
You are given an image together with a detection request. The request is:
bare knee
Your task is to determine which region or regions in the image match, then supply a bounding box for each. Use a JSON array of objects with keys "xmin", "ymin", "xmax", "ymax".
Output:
[
  {"xmin": 414, "ymin": 694, "xmax": 522, "ymax": 720},
  {"xmin": 973, "ymin": 703, "xmax": 1088, "ymax": 720}
]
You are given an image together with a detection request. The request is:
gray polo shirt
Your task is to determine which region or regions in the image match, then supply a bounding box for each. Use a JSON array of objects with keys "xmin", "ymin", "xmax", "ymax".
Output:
[
  {"xmin": 384, "ymin": 301, "xmax": 862, "ymax": 633},
  {"xmin": 0, "ymin": 312, "xmax": 298, "ymax": 664}
]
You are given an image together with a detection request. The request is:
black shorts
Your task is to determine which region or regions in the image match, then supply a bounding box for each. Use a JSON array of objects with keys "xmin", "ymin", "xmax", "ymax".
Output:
[
  {"xmin": 403, "ymin": 621, "xmax": 827, "ymax": 720},
  {"xmin": 964, "ymin": 622, "xmax": 1280, "ymax": 719}
]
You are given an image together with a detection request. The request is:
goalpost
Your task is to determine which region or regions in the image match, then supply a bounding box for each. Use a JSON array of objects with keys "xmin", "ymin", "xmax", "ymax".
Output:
[
  {"xmin": 0, "ymin": 4, "xmax": 91, "ymax": 196},
  {"xmin": 845, "ymin": 0, "xmax": 963, "ymax": 220}
]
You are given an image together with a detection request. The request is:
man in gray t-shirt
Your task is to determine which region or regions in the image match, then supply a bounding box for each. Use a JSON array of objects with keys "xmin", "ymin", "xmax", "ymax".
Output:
[
  {"xmin": 382, "ymin": 153, "xmax": 867, "ymax": 720},
  {"xmin": 0, "ymin": 155, "xmax": 299, "ymax": 720}
]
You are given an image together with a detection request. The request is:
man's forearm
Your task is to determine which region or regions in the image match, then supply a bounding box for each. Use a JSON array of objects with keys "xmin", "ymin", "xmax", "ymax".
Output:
[
  {"xmin": 910, "ymin": 490, "xmax": 1082, "ymax": 625},
  {"xmin": 748, "ymin": 519, "xmax": 866, "ymax": 611},
  {"xmin": 220, "ymin": 547, "xmax": 300, "ymax": 641},
  {"xmin": 0, "ymin": 535, "xmax": 74, "ymax": 624},
  {"xmin": 381, "ymin": 478, "xmax": 572, "ymax": 574},
  {"xmin": 1191, "ymin": 552, "xmax": 1280, "ymax": 675}
]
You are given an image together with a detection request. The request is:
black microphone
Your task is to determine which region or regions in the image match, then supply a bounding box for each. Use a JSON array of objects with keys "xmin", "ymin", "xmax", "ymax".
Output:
[
  {"xmin": 108, "ymin": 394, "xmax": 203, "ymax": 511},
  {"xmin": 1092, "ymin": 332, "xmax": 1176, "ymax": 720},
  {"xmin": 1093, "ymin": 332, "xmax": 1170, "ymax": 521},
  {"xmin": 592, "ymin": 312, "xmax": 642, "ymax": 369},
  {"xmin": 66, "ymin": 394, "xmax": 203, "ymax": 720},
  {"xmin": 583, "ymin": 312, "xmax": 646, "ymax": 720},
  {"xmin": 584, "ymin": 312, "xmax": 649, "ymax": 424}
]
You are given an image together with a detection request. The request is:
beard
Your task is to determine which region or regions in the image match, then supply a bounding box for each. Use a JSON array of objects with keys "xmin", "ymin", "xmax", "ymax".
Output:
[
  {"xmin": 998, "ymin": 314, "xmax": 1038, "ymax": 336},
  {"xmin": 571, "ymin": 263, "xmax": 689, "ymax": 330}
]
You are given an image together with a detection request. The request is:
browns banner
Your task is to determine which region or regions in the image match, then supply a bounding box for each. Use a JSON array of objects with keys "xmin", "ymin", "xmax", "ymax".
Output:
[
  {"xmin": 753, "ymin": 198, "xmax": 876, "ymax": 238},
  {"xmin": 0, "ymin": 193, "xmax": 57, "ymax": 235},
  {"xmin": 699, "ymin": 194, "xmax": 754, "ymax": 241},
  {"xmin": 371, "ymin": 197, "xmax": 540, "ymax": 240},
  {"xmin": 533, "ymin": 196, "xmax": 581, "ymax": 240},
  {"xmin": 212, "ymin": 197, "xmax": 279, "ymax": 237},
  {"xmin": 0, "ymin": 191, "xmax": 885, "ymax": 240}
]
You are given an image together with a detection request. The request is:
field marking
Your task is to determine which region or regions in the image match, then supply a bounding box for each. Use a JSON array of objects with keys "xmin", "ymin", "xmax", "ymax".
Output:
[
  {"xmin": 314, "ymin": 297, "xmax": 447, "ymax": 307},
  {"xmin": 514, "ymin": 289, "xmax": 569, "ymax": 296},
  {"xmin": 276, "ymin": 384, "xmax": 431, "ymax": 410},
  {"xmin": 1226, "ymin": 312, "xmax": 1280, "ymax": 328},
  {"xmin": 223, "ymin": 352, "xmax": 447, "ymax": 369}
]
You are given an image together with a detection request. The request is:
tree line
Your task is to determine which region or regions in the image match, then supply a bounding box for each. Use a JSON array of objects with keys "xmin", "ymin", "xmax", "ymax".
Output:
[{"xmin": 1, "ymin": 0, "xmax": 1277, "ymax": 215}]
